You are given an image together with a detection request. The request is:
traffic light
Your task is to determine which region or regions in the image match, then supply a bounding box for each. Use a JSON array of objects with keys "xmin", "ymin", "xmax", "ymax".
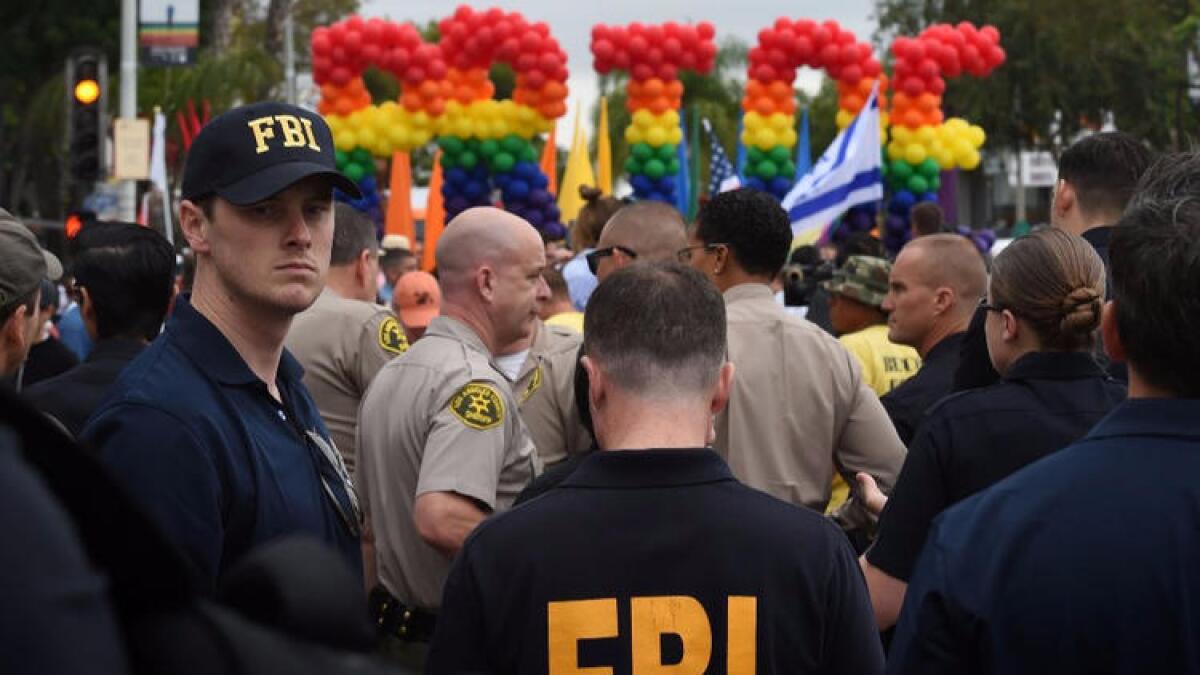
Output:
[{"xmin": 66, "ymin": 49, "xmax": 107, "ymax": 186}]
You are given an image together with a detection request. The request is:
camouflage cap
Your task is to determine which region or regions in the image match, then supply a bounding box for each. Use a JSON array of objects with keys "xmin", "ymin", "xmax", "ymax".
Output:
[{"xmin": 822, "ymin": 255, "xmax": 891, "ymax": 308}]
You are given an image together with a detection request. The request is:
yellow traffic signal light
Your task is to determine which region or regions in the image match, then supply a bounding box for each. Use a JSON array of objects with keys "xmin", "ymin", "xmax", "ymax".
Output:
[{"xmin": 74, "ymin": 79, "xmax": 100, "ymax": 105}]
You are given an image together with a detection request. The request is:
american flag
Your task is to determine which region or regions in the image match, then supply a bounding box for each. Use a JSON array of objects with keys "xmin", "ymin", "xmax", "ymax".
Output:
[{"xmin": 702, "ymin": 118, "xmax": 740, "ymax": 197}]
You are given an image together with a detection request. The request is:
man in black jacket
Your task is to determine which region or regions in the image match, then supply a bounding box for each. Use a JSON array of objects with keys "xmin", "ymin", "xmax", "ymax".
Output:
[
  {"xmin": 25, "ymin": 222, "xmax": 175, "ymax": 436},
  {"xmin": 429, "ymin": 263, "xmax": 883, "ymax": 675}
]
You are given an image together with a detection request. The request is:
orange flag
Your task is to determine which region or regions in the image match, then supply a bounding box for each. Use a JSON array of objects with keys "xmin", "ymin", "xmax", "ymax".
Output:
[
  {"xmin": 385, "ymin": 151, "xmax": 415, "ymax": 243},
  {"xmin": 422, "ymin": 150, "xmax": 445, "ymax": 272},
  {"xmin": 539, "ymin": 127, "xmax": 558, "ymax": 197}
]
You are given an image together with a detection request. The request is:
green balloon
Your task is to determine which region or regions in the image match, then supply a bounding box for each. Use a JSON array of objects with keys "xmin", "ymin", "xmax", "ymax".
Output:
[
  {"xmin": 351, "ymin": 148, "xmax": 373, "ymax": 165},
  {"xmin": 890, "ymin": 159, "xmax": 913, "ymax": 181},
  {"xmin": 520, "ymin": 145, "xmax": 537, "ymax": 163},
  {"xmin": 440, "ymin": 152, "xmax": 458, "ymax": 169},
  {"xmin": 747, "ymin": 147, "xmax": 765, "ymax": 164},
  {"xmin": 666, "ymin": 158, "xmax": 680, "ymax": 175},
  {"xmin": 632, "ymin": 143, "xmax": 653, "ymax": 161},
  {"xmin": 768, "ymin": 146, "xmax": 790, "ymax": 164},
  {"xmin": 644, "ymin": 158, "xmax": 666, "ymax": 179},
  {"xmin": 908, "ymin": 175, "xmax": 930, "ymax": 194},
  {"xmin": 929, "ymin": 175, "xmax": 942, "ymax": 191},
  {"xmin": 625, "ymin": 157, "xmax": 643, "ymax": 174},
  {"xmin": 920, "ymin": 158, "xmax": 940, "ymax": 179},
  {"xmin": 335, "ymin": 150, "xmax": 348, "ymax": 168},
  {"xmin": 479, "ymin": 139, "xmax": 499, "ymax": 157},
  {"xmin": 344, "ymin": 163, "xmax": 365, "ymax": 182},
  {"xmin": 493, "ymin": 152, "xmax": 515, "ymax": 172},
  {"xmin": 459, "ymin": 151, "xmax": 478, "ymax": 169},
  {"xmin": 501, "ymin": 134, "xmax": 525, "ymax": 154},
  {"xmin": 656, "ymin": 144, "xmax": 676, "ymax": 161},
  {"xmin": 889, "ymin": 174, "xmax": 908, "ymax": 191},
  {"xmin": 757, "ymin": 159, "xmax": 779, "ymax": 179},
  {"xmin": 438, "ymin": 136, "xmax": 462, "ymax": 155},
  {"xmin": 778, "ymin": 159, "xmax": 796, "ymax": 179}
]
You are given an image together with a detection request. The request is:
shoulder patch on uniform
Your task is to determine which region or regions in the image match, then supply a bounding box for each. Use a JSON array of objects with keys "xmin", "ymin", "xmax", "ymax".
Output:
[
  {"xmin": 378, "ymin": 316, "xmax": 409, "ymax": 355},
  {"xmin": 521, "ymin": 364, "xmax": 543, "ymax": 403},
  {"xmin": 449, "ymin": 382, "xmax": 505, "ymax": 430}
]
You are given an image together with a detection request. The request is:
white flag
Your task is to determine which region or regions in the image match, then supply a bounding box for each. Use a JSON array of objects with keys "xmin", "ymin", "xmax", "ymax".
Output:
[{"xmin": 781, "ymin": 84, "xmax": 882, "ymax": 235}]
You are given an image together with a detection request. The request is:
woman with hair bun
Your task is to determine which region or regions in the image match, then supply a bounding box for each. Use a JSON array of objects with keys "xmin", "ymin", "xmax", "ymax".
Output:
[
  {"xmin": 861, "ymin": 227, "xmax": 1127, "ymax": 630},
  {"xmin": 560, "ymin": 185, "xmax": 624, "ymax": 310}
]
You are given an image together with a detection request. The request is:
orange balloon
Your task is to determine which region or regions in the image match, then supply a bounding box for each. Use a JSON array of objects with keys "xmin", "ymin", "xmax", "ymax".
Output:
[
  {"xmin": 755, "ymin": 96, "xmax": 775, "ymax": 115},
  {"xmin": 917, "ymin": 92, "xmax": 939, "ymax": 112},
  {"xmin": 649, "ymin": 96, "xmax": 671, "ymax": 115},
  {"xmin": 419, "ymin": 81, "xmax": 439, "ymax": 98},
  {"xmin": 778, "ymin": 99, "xmax": 797, "ymax": 115},
  {"xmin": 543, "ymin": 81, "xmax": 567, "ymax": 100},
  {"xmin": 840, "ymin": 93, "xmax": 865, "ymax": 113},
  {"xmin": 425, "ymin": 99, "xmax": 445, "ymax": 116},
  {"xmin": 902, "ymin": 108, "xmax": 924, "ymax": 128},
  {"xmin": 643, "ymin": 78, "xmax": 665, "ymax": 97},
  {"xmin": 334, "ymin": 96, "xmax": 355, "ymax": 116},
  {"xmin": 401, "ymin": 91, "xmax": 422, "ymax": 111},
  {"xmin": 666, "ymin": 80, "xmax": 683, "ymax": 97},
  {"xmin": 768, "ymin": 80, "xmax": 792, "ymax": 99}
]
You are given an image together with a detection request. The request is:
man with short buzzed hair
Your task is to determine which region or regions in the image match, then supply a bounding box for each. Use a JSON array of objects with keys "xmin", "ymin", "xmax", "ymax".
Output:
[
  {"xmin": 355, "ymin": 206, "xmax": 546, "ymax": 663},
  {"xmin": 285, "ymin": 202, "xmax": 406, "ymax": 476},
  {"xmin": 879, "ymin": 234, "xmax": 987, "ymax": 445},
  {"xmin": 586, "ymin": 201, "xmax": 688, "ymax": 282}
]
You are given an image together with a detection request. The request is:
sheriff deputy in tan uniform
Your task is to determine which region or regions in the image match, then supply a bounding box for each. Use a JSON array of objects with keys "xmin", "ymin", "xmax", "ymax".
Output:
[
  {"xmin": 681, "ymin": 189, "xmax": 906, "ymax": 532},
  {"xmin": 499, "ymin": 318, "xmax": 591, "ymax": 466},
  {"xmin": 355, "ymin": 206, "xmax": 547, "ymax": 663},
  {"xmin": 285, "ymin": 203, "xmax": 407, "ymax": 476}
]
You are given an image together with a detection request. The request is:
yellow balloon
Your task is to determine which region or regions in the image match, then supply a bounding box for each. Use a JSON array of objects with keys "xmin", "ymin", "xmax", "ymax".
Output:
[
  {"xmin": 936, "ymin": 148, "xmax": 955, "ymax": 170},
  {"xmin": 916, "ymin": 125, "xmax": 937, "ymax": 145},
  {"xmin": 835, "ymin": 109, "xmax": 853, "ymax": 129},
  {"xmin": 769, "ymin": 113, "xmax": 790, "ymax": 131},
  {"xmin": 625, "ymin": 126, "xmax": 644, "ymax": 144},
  {"xmin": 887, "ymin": 141, "xmax": 904, "ymax": 161},
  {"xmin": 334, "ymin": 129, "xmax": 356, "ymax": 152},
  {"xmin": 755, "ymin": 127, "xmax": 777, "ymax": 149},
  {"xmin": 662, "ymin": 109, "xmax": 681, "ymax": 127},
  {"xmin": 741, "ymin": 130, "xmax": 754, "ymax": 147},
  {"xmin": 904, "ymin": 142, "xmax": 928, "ymax": 165},
  {"xmin": 967, "ymin": 125, "xmax": 986, "ymax": 147},
  {"xmin": 646, "ymin": 126, "xmax": 668, "ymax": 146},
  {"xmin": 961, "ymin": 150, "xmax": 981, "ymax": 170},
  {"xmin": 632, "ymin": 109, "xmax": 654, "ymax": 129},
  {"xmin": 891, "ymin": 125, "xmax": 911, "ymax": 144},
  {"xmin": 668, "ymin": 127, "xmax": 683, "ymax": 145},
  {"xmin": 781, "ymin": 128, "xmax": 797, "ymax": 147}
]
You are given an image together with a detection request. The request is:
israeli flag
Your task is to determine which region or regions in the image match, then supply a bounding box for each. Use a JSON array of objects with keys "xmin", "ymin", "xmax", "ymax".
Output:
[{"xmin": 781, "ymin": 83, "xmax": 882, "ymax": 235}]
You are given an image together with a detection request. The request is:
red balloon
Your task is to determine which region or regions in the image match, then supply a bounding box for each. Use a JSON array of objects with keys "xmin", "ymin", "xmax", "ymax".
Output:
[
  {"xmin": 759, "ymin": 28, "xmax": 777, "ymax": 50},
  {"xmin": 753, "ymin": 64, "xmax": 777, "ymax": 82},
  {"xmin": 628, "ymin": 21, "xmax": 645, "ymax": 36},
  {"xmin": 794, "ymin": 19, "xmax": 816, "ymax": 35},
  {"xmin": 362, "ymin": 44, "xmax": 381, "ymax": 65},
  {"xmin": 453, "ymin": 52, "xmax": 474, "ymax": 70},
  {"xmin": 497, "ymin": 37, "xmax": 520, "ymax": 61},
  {"xmin": 390, "ymin": 47, "xmax": 410, "ymax": 69},
  {"xmin": 554, "ymin": 64, "xmax": 568, "ymax": 81},
  {"xmin": 332, "ymin": 46, "xmax": 347, "ymax": 64},
  {"xmin": 403, "ymin": 66, "xmax": 424, "ymax": 84},
  {"xmin": 768, "ymin": 48, "xmax": 788, "ymax": 70},
  {"xmin": 516, "ymin": 52, "xmax": 537, "ymax": 71},
  {"xmin": 748, "ymin": 46, "xmax": 766, "ymax": 64},
  {"xmin": 988, "ymin": 45, "xmax": 1006, "ymax": 67},
  {"xmin": 679, "ymin": 50, "xmax": 698, "ymax": 70},
  {"xmin": 928, "ymin": 76, "xmax": 946, "ymax": 95},
  {"xmin": 343, "ymin": 30, "xmax": 363, "ymax": 55},
  {"xmin": 840, "ymin": 43, "xmax": 858, "ymax": 65},
  {"xmin": 664, "ymin": 37, "xmax": 683, "ymax": 61},
  {"xmin": 312, "ymin": 33, "xmax": 332, "ymax": 56},
  {"xmin": 539, "ymin": 51, "xmax": 560, "ymax": 71},
  {"xmin": 646, "ymin": 47, "xmax": 664, "ymax": 66},
  {"xmin": 793, "ymin": 36, "xmax": 814, "ymax": 63},
  {"xmin": 680, "ymin": 27, "xmax": 699, "ymax": 49},
  {"xmin": 520, "ymin": 31, "xmax": 542, "ymax": 52},
  {"xmin": 363, "ymin": 19, "xmax": 384, "ymax": 45},
  {"xmin": 812, "ymin": 26, "xmax": 832, "ymax": 48},
  {"xmin": 646, "ymin": 25, "xmax": 664, "ymax": 43},
  {"xmin": 841, "ymin": 64, "xmax": 863, "ymax": 84},
  {"xmin": 533, "ymin": 21, "xmax": 550, "ymax": 37},
  {"xmin": 856, "ymin": 43, "xmax": 873, "ymax": 62},
  {"xmin": 697, "ymin": 21, "xmax": 715, "ymax": 40},
  {"xmin": 862, "ymin": 57, "xmax": 881, "ymax": 77},
  {"xmin": 700, "ymin": 41, "xmax": 716, "ymax": 60},
  {"xmin": 658, "ymin": 63, "xmax": 677, "ymax": 80},
  {"xmin": 892, "ymin": 36, "xmax": 913, "ymax": 60},
  {"xmin": 629, "ymin": 35, "xmax": 649, "ymax": 59},
  {"xmin": 836, "ymin": 30, "xmax": 856, "ymax": 46},
  {"xmin": 614, "ymin": 51, "xmax": 631, "ymax": 70},
  {"xmin": 902, "ymin": 75, "xmax": 925, "ymax": 97},
  {"xmin": 980, "ymin": 25, "xmax": 1001, "ymax": 43},
  {"xmin": 346, "ymin": 15, "xmax": 365, "ymax": 32},
  {"xmin": 664, "ymin": 21, "xmax": 681, "ymax": 37},
  {"xmin": 774, "ymin": 17, "xmax": 794, "ymax": 32},
  {"xmin": 819, "ymin": 44, "xmax": 840, "ymax": 67},
  {"xmin": 593, "ymin": 39, "xmax": 615, "ymax": 60},
  {"xmin": 917, "ymin": 58, "xmax": 939, "ymax": 79},
  {"xmin": 632, "ymin": 63, "xmax": 654, "ymax": 81},
  {"xmin": 524, "ymin": 69, "xmax": 546, "ymax": 89},
  {"xmin": 485, "ymin": 7, "xmax": 504, "ymax": 23}
]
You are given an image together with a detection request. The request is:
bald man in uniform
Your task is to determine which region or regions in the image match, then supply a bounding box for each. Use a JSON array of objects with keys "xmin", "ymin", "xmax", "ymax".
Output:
[{"xmin": 355, "ymin": 207, "xmax": 547, "ymax": 665}]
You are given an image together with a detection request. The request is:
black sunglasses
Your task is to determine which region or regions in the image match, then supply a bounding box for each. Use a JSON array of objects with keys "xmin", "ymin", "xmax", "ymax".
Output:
[
  {"xmin": 978, "ymin": 297, "xmax": 1005, "ymax": 313},
  {"xmin": 586, "ymin": 245, "xmax": 638, "ymax": 275}
]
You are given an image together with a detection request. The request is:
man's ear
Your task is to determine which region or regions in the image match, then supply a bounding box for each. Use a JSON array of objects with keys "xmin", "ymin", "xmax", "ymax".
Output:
[
  {"xmin": 2, "ymin": 304, "xmax": 30, "ymax": 355},
  {"xmin": 932, "ymin": 286, "xmax": 955, "ymax": 316},
  {"xmin": 476, "ymin": 265, "xmax": 497, "ymax": 303},
  {"xmin": 357, "ymin": 249, "xmax": 374, "ymax": 288},
  {"xmin": 1101, "ymin": 300, "xmax": 1126, "ymax": 363},
  {"xmin": 711, "ymin": 361, "xmax": 736, "ymax": 416},
  {"xmin": 179, "ymin": 200, "xmax": 211, "ymax": 253},
  {"xmin": 1054, "ymin": 179, "xmax": 1074, "ymax": 213}
]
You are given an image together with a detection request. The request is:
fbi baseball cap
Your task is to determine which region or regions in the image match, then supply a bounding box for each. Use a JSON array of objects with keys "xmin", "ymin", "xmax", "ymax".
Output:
[{"xmin": 181, "ymin": 101, "xmax": 362, "ymax": 205}]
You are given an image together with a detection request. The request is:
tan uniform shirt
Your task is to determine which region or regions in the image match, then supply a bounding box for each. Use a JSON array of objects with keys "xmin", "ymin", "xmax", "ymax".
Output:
[
  {"xmin": 356, "ymin": 316, "xmax": 541, "ymax": 610},
  {"xmin": 715, "ymin": 284, "xmax": 906, "ymax": 523},
  {"xmin": 284, "ymin": 288, "xmax": 407, "ymax": 475},
  {"xmin": 512, "ymin": 321, "xmax": 591, "ymax": 466}
]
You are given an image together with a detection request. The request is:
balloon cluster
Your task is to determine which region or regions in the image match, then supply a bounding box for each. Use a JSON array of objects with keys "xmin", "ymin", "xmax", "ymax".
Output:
[
  {"xmin": 592, "ymin": 21, "xmax": 716, "ymax": 203},
  {"xmin": 885, "ymin": 22, "xmax": 1004, "ymax": 240},
  {"xmin": 311, "ymin": 7, "xmax": 569, "ymax": 238},
  {"xmin": 954, "ymin": 224, "xmax": 997, "ymax": 256},
  {"xmin": 741, "ymin": 19, "xmax": 888, "ymax": 199}
]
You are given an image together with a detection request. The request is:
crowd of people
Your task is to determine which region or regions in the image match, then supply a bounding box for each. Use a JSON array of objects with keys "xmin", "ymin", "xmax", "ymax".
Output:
[{"xmin": 1, "ymin": 101, "xmax": 1198, "ymax": 675}]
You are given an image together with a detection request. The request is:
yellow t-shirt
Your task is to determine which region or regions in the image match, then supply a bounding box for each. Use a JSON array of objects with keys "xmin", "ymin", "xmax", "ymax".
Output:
[
  {"xmin": 544, "ymin": 311, "xmax": 584, "ymax": 334},
  {"xmin": 839, "ymin": 324, "xmax": 922, "ymax": 396},
  {"xmin": 826, "ymin": 324, "xmax": 922, "ymax": 514}
]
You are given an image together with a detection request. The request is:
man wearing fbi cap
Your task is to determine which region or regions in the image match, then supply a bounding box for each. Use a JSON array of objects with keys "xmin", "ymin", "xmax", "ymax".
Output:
[
  {"xmin": 0, "ymin": 209, "xmax": 62, "ymax": 386},
  {"xmin": 84, "ymin": 102, "xmax": 366, "ymax": 587},
  {"xmin": 825, "ymin": 255, "xmax": 921, "ymax": 397}
]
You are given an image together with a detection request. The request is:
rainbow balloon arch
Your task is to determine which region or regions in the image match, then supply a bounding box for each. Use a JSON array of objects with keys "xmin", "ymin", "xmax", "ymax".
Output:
[{"xmin": 311, "ymin": 7, "xmax": 1004, "ymax": 244}]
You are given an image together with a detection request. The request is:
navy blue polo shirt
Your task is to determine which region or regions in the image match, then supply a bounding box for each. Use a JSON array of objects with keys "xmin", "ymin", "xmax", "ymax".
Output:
[
  {"xmin": 889, "ymin": 398, "xmax": 1200, "ymax": 674},
  {"xmin": 83, "ymin": 296, "xmax": 361, "ymax": 587},
  {"xmin": 429, "ymin": 449, "xmax": 883, "ymax": 674},
  {"xmin": 881, "ymin": 332, "xmax": 965, "ymax": 445},
  {"xmin": 868, "ymin": 350, "xmax": 1124, "ymax": 582}
]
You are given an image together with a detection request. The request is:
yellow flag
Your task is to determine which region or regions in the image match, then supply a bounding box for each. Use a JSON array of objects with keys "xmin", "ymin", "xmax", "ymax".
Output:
[
  {"xmin": 557, "ymin": 105, "xmax": 596, "ymax": 223},
  {"xmin": 596, "ymin": 96, "xmax": 612, "ymax": 195}
]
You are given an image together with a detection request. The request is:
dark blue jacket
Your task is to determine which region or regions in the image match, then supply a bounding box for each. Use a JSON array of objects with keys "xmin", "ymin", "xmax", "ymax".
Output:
[{"xmin": 83, "ymin": 296, "xmax": 361, "ymax": 587}]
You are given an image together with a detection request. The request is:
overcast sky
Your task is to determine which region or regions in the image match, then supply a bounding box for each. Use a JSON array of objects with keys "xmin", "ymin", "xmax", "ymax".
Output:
[{"xmin": 360, "ymin": 0, "xmax": 879, "ymax": 146}]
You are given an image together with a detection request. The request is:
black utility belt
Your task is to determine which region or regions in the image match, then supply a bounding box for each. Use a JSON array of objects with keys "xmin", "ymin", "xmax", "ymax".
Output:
[{"xmin": 369, "ymin": 586, "xmax": 437, "ymax": 643}]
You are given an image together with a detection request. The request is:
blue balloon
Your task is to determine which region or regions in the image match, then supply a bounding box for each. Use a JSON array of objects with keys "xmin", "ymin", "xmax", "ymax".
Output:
[
  {"xmin": 531, "ymin": 173, "xmax": 548, "ymax": 189},
  {"xmin": 920, "ymin": 192, "xmax": 939, "ymax": 203},
  {"xmin": 445, "ymin": 196, "xmax": 470, "ymax": 216},
  {"xmin": 546, "ymin": 204, "xmax": 560, "ymax": 221},
  {"xmin": 445, "ymin": 168, "xmax": 468, "ymax": 186},
  {"xmin": 654, "ymin": 177, "xmax": 674, "ymax": 192},
  {"xmin": 441, "ymin": 182, "xmax": 461, "ymax": 198},
  {"xmin": 514, "ymin": 162, "xmax": 538, "ymax": 180},
  {"xmin": 529, "ymin": 188, "xmax": 551, "ymax": 206},
  {"xmin": 507, "ymin": 179, "xmax": 530, "ymax": 200},
  {"xmin": 745, "ymin": 176, "xmax": 766, "ymax": 191},
  {"xmin": 470, "ymin": 165, "xmax": 490, "ymax": 180},
  {"xmin": 892, "ymin": 190, "xmax": 917, "ymax": 211},
  {"xmin": 359, "ymin": 175, "xmax": 378, "ymax": 192},
  {"xmin": 768, "ymin": 177, "xmax": 791, "ymax": 196},
  {"xmin": 646, "ymin": 190, "xmax": 665, "ymax": 202},
  {"xmin": 631, "ymin": 175, "xmax": 653, "ymax": 193},
  {"xmin": 463, "ymin": 179, "xmax": 487, "ymax": 200},
  {"xmin": 542, "ymin": 221, "xmax": 567, "ymax": 240},
  {"xmin": 526, "ymin": 210, "xmax": 545, "ymax": 226}
]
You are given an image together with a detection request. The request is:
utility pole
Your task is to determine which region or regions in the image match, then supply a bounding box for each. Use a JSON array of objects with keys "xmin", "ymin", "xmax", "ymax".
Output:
[{"xmin": 119, "ymin": 0, "xmax": 138, "ymax": 221}]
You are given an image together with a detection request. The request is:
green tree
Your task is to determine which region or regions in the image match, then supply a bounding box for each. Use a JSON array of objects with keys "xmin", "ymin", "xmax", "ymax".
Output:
[{"xmin": 875, "ymin": 0, "xmax": 1200, "ymax": 154}]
